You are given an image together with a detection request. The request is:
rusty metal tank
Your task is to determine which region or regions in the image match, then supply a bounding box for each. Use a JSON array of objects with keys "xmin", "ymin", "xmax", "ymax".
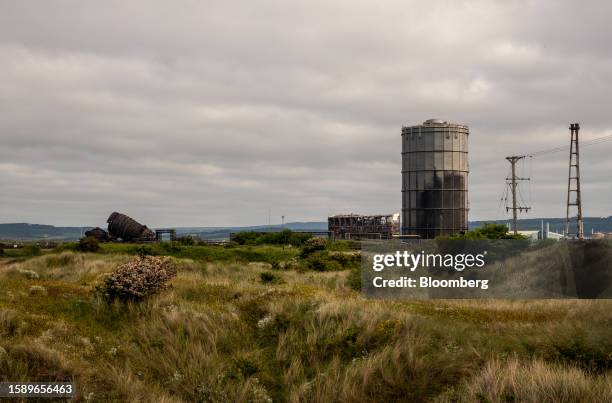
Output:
[
  {"xmin": 107, "ymin": 212, "xmax": 155, "ymax": 242},
  {"xmin": 401, "ymin": 119, "xmax": 469, "ymax": 239},
  {"xmin": 84, "ymin": 227, "xmax": 110, "ymax": 241}
]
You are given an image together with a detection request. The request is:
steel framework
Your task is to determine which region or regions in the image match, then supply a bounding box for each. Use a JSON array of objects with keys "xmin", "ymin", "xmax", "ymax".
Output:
[
  {"xmin": 565, "ymin": 123, "xmax": 584, "ymax": 239},
  {"xmin": 328, "ymin": 214, "xmax": 400, "ymax": 240}
]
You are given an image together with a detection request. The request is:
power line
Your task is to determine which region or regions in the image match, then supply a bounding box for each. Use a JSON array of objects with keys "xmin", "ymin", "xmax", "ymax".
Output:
[
  {"xmin": 528, "ymin": 156, "xmax": 533, "ymax": 209},
  {"xmin": 498, "ymin": 125, "xmax": 608, "ymax": 236},
  {"xmin": 529, "ymin": 132, "xmax": 612, "ymax": 157},
  {"xmin": 495, "ymin": 165, "xmax": 511, "ymax": 220}
]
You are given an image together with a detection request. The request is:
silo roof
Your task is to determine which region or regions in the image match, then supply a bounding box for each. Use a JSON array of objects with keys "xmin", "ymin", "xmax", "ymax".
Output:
[{"xmin": 424, "ymin": 118, "xmax": 446, "ymax": 124}]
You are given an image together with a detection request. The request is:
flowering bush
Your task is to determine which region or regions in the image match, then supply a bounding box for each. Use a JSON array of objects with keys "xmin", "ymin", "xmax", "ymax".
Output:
[{"xmin": 99, "ymin": 256, "xmax": 177, "ymax": 302}]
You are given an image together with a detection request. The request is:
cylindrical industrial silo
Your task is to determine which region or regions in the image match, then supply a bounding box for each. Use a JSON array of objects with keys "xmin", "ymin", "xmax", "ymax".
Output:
[
  {"xmin": 401, "ymin": 119, "xmax": 469, "ymax": 239},
  {"xmin": 107, "ymin": 212, "xmax": 156, "ymax": 242}
]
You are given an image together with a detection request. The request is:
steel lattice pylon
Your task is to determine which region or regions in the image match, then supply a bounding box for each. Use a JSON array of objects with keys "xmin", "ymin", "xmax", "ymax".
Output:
[{"xmin": 565, "ymin": 123, "xmax": 584, "ymax": 239}]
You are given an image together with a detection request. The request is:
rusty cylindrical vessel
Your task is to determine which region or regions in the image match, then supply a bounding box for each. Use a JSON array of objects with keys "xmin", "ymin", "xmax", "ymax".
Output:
[
  {"xmin": 107, "ymin": 212, "xmax": 155, "ymax": 242},
  {"xmin": 401, "ymin": 119, "xmax": 469, "ymax": 239}
]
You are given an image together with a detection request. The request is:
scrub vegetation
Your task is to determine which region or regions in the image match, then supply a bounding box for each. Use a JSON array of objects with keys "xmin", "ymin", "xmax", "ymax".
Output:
[
  {"xmin": 0, "ymin": 241, "xmax": 610, "ymax": 402},
  {"xmin": 440, "ymin": 223, "xmax": 528, "ymax": 240}
]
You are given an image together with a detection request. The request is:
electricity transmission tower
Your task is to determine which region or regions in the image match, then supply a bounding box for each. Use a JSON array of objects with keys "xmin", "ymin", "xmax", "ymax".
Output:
[
  {"xmin": 505, "ymin": 156, "xmax": 531, "ymax": 235},
  {"xmin": 565, "ymin": 123, "xmax": 584, "ymax": 239}
]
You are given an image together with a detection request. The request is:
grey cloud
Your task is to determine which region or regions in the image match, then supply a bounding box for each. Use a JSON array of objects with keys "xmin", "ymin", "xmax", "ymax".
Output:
[{"xmin": 1, "ymin": 0, "xmax": 611, "ymax": 227}]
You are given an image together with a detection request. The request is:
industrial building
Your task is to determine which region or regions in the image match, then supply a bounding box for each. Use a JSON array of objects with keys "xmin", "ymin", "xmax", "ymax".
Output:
[
  {"xmin": 522, "ymin": 222, "xmax": 564, "ymax": 241},
  {"xmin": 401, "ymin": 119, "xmax": 469, "ymax": 239},
  {"xmin": 328, "ymin": 213, "xmax": 400, "ymax": 240}
]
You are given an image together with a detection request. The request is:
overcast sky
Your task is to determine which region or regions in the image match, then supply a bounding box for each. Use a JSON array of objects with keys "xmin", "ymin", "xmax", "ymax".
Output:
[{"xmin": 1, "ymin": 0, "xmax": 611, "ymax": 227}]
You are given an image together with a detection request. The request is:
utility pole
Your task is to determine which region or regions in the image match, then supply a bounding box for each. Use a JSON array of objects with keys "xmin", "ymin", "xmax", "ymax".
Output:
[
  {"xmin": 505, "ymin": 156, "xmax": 531, "ymax": 235},
  {"xmin": 565, "ymin": 123, "xmax": 584, "ymax": 239}
]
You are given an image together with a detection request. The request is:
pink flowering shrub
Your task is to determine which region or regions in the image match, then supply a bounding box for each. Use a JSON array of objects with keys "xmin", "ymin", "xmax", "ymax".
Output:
[{"xmin": 100, "ymin": 256, "xmax": 177, "ymax": 301}]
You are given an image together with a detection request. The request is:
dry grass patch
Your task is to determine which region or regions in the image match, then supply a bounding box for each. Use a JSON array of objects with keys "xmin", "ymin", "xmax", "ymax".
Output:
[{"xmin": 438, "ymin": 358, "xmax": 612, "ymax": 403}]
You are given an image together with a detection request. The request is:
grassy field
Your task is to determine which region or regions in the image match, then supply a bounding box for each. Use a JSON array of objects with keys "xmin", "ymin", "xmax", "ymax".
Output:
[{"xmin": 0, "ymin": 245, "xmax": 611, "ymax": 402}]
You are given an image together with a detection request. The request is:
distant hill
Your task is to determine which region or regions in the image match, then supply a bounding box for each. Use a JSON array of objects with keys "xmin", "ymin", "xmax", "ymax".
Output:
[
  {"xmin": 2, "ymin": 217, "xmax": 611, "ymax": 241},
  {"xmin": 0, "ymin": 223, "xmax": 92, "ymax": 241}
]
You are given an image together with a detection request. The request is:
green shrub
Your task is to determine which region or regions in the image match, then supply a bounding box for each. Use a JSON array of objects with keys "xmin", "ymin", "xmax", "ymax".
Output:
[
  {"xmin": 327, "ymin": 240, "xmax": 361, "ymax": 251},
  {"xmin": 178, "ymin": 235, "xmax": 195, "ymax": 246},
  {"xmin": 307, "ymin": 257, "xmax": 327, "ymax": 271},
  {"xmin": 300, "ymin": 249, "xmax": 355, "ymax": 272},
  {"xmin": 347, "ymin": 265, "xmax": 361, "ymax": 292},
  {"xmin": 76, "ymin": 236, "xmax": 100, "ymax": 252},
  {"xmin": 328, "ymin": 251, "xmax": 360, "ymax": 269},
  {"xmin": 230, "ymin": 356, "xmax": 260, "ymax": 378},
  {"xmin": 160, "ymin": 242, "xmax": 182, "ymax": 253},
  {"xmin": 232, "ymin": 230, "xmax": 312, "ymax": 246},
  {"xmin": 231, "ymin": 231, "xmax": 260, "ymax": 245},
  {"xmin": 99, "ymin": 256, "xmax": 177, "ymax": 302},
  {"xmin": 0, "ymin": 309, "xmax": 21, "ymax": 337},
  {"xmin": 552, "ymin": 335, "xmax": 612, "ymax": 373},
  {"xmin": 441, "ymin": 223, "xmax": 527, "ymax": 240},
  {"xmin": 133, "ymin": 245, "xmax": 154, "ymax": 257},
  {"xmin": 300, "ymin": 237, "xmax": 327, "ymax": 257},
  {"xmin": 52, "ymin": 242, "xmax": 76, "ymax": 253},
  {"xmin": 22, "ymin": 244, "xmax": 41, "ymax": 257},
  {"xmin": 260, "ymin": 229, "xmax": 311, "ymax": 246},
  {"xmin": 260, "ymin": 271, "xmax": 283, "ymax": 284},
  {"xmin": 305, "ymin": 252, "xmax": 342, "ymax": 272},
  {"xmin": 45, "ymin": 252, "xmax": 78, "ymax": 268}
]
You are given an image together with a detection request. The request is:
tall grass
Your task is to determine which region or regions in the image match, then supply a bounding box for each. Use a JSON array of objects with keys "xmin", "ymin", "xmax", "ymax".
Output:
[
  {"xmin": 437, "ymin": 358, "xmax": 612, "ymax": 402},
  {"xmin": 0, "ymin": 250, "xmax": 610, "ymax": 401}
]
